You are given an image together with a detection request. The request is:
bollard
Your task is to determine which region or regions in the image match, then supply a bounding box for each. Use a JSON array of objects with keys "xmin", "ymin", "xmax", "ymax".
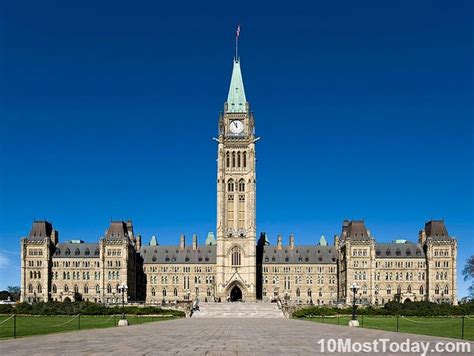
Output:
[
  {"xmin": 78, "ymin": 314, "xmax": 81, "ymax": 330},
  {"xmin": 396, "ymin": 315, "xmax": 399, "ymax": 332},
  {"xmin": 114, "ymin": 314, "xmax": 116, "ymax": 326},
  {"xmin": 136, "ymin": 314, "xmax": 138, "ymax": 325},
  {"xmin": 461, "ymin": 316, "xmax": 465, "ymax": 340}
]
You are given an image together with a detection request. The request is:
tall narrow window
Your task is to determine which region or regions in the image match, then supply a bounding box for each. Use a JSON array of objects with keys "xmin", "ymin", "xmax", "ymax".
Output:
[
  {"xmin": 227, "ymin": 179, "xmax": 234, "ymax": 192},
  {"xmin": 239, "ymin": 179, "xmax": 245, "ymax": 192},
  {"xmin": 232, "ymin": 151, "xmax": 236, "ymax": 167},
  {"xmin": 237, "ymin": 151, "xmax": 241, "ymax": 167},
  {"xmin": 231, "ymin": 246, "xmax": 241, "ymax": 266},
  {"xmin": 243, "ymin": 151, "xmax": 247, "ymax": 168},
  {"xmin": 226, "ymin": 152, "xmax": 230, "ymax": 168}
]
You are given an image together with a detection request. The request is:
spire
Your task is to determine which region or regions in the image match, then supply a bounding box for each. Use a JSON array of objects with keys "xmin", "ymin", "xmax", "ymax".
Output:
[{"xmin": 226, "ymin": 59, "xmax": 247, "ymax": 113}]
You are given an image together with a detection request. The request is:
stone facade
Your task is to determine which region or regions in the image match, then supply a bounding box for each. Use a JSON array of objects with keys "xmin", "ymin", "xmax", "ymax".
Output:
[{"xmin": 20, "ymin": 56, "xmax": 458, "ymax": 306}]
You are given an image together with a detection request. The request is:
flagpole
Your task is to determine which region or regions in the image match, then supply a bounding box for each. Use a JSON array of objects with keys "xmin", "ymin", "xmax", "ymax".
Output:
[{"xmin": 235, "ymin": 33, "xmax": 238, "ymax": 60}]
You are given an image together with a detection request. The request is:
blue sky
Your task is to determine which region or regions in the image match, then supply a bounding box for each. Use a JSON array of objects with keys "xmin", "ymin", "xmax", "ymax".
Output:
[{"xmin": 0, "ymin": 0, "xmax": 473, "ymax": 297}]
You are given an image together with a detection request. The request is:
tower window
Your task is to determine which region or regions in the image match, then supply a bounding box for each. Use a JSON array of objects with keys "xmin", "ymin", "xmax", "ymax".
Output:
[
  {"xmin": 231, "ymin": 246, "xmax": 241, "ymax": 266},
  {"xmin": 243, "ymin": 151, "xmax": 247, "ymax": 168},
  {"xmin": 226, "ymin": 152, "xmax": 230, "ymax": 168},
  {"xmin": 237, "ymin": 151, "xmax": 241, "ymax": 167},
  {"xmin": 239, "ymin": 179, "xmax": 245, "ymax": 192},
  {"xmin": 227, "ymin": 179, "xmax": 234, "ymax": 192},
  {"xmin": 232, "ymin": 151, "xmax": 236, "ymax": 167}
]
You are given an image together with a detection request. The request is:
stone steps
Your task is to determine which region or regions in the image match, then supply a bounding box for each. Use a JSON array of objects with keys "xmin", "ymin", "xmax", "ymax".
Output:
[{"xmin": 192, "ymin": 302, "xmax": 285, "ymax": 318}]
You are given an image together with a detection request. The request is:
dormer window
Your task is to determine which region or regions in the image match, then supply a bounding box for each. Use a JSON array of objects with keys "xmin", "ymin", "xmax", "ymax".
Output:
[
  {"xmin": 65, "ymin": 248, "xmax": 71, "ymax": 256},
  {"xmin": 75, "ymin": 248, "xmax": 80, "ymax": 256},
  {"xmin": 85, "ymin": 248, "xmax": 90, "ymax": 256}
]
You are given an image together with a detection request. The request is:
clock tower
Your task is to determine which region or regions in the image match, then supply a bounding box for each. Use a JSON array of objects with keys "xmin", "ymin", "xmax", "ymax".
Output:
[{"xmin": 215, "ymin": 58, "xmax": 257, "ymax": 301}]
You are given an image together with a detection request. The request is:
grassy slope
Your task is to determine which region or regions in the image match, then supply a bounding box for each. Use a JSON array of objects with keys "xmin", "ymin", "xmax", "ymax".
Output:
[
  {"xmin": 0, "ymin": 315, "xmax": 178, "ymax": 339},
  {"xmin": 304, "ymin": 316, "xmax": 474, "ymax": 341}
]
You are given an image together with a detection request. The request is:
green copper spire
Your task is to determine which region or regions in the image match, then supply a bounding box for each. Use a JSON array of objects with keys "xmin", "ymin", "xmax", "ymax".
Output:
[{"xmin": 226, "ymin": 59, "xmax": 247, "ymax": 113}]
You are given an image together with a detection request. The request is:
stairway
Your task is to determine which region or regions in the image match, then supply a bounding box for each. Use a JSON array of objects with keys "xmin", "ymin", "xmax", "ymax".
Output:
[{"xmin": 191, "ymin": 302, "xmax": 285, "ymax": 318}]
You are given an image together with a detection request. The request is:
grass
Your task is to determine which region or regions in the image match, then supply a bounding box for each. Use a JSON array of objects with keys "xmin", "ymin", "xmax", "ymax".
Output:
[
  {"xmin": 303, "ymin": 315, "xmax": 474, "ymax": 341},
  {"xmin": 0, "ymin": 314, "xmax": 180, "ymax": 339}
]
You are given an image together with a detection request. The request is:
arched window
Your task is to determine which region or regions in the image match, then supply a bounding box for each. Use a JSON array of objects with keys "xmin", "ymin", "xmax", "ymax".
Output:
[
  {"xmin": 419, "ymin": 285, "xmax": 424, "ymax": 295},
  {"xmin": 232, "ymin": 151, "xmax": 236, "ymax": 167},
  {"xmin": 307, "ymin": 289, "xmax": 312, "ymax": 297},
  {"xmin": 30, "ymin": 271, "xmax": 33, "ymax": 279},
  {"xmin": 226, "ymin": 152, "xmax": 230, "ymax": 167},
  {"xmin": 296, "ymin": 288, "xmax": 300, "ymax": 297},
  {"xmin": 243, "ymin": 151, "xmax": 247, "ymax": 168},
  {"xmin": 237, "ymin": 151, "xmax": 241, "ymax": 167},
  {"xmin": 397, "ymin": 286, "xmax": 401, "ymax": 294},
  {"xmin": 228, "ymin": 179, "xmax": 234, "ymax": 192},
  {"xmin": 38, "ymin": 271, "xmax": 41, "ymax": 278},
  {"xmin": 28, "ymin": 284, "xmax": 33, "ymax": 293},
  {"xmin": 231, "ymin": 246, "xmax": 241, "ymax": 266},
  {"xmin": 151, "ymin": 288, "xmax": 156, "ymax": 297},
  {"xmin": 444, "ymin": 285, "xmax": 449, "ymax": 294},
  {"xmin": 435, "ymin": 285, "xmax": 440, "ymax": 294},
  {"xmin": 407, "ymin": 285, "xmax": 412, "ymax": 293},
  {"xmin": 64, "ymin": 285, "xmax": 69, "ymax": 293},
  {"xmin": 96, "ymin": 285, "xmax": 100, "ymax": 294},
  {"xmin": 174, "ymin": 288, "xmax": 178, "ymax": 297},
  {"xmin": 107, "ymin": 284, "xmax": 112, "ymax": 294},
  {"xmin": 387, "ymin": 286, "xmax": 391, "ymax": 294},
  {"xmin": 84, "ymin": 285, "xmax": 89, "ymax": 294},
  {"xmin": 74, "ymin": 285, "xmax": 79, "ymax": 293},
  {"xmin": 52, "ymin": 284, "xmax": 57, "ymax": 293},
  {"xmin": 238, "ymin": 179, "xmax": 245, "ymax": 192},
  {"xmin": 162, "ymin": 289, "xmax": 167, "ymax": 297}
]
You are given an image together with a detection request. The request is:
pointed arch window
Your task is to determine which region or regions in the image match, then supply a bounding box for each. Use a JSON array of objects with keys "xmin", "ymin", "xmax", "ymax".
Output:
[
  {"xmin": 228, "ymin": 179, "xmax": 234, "ymax": 192},
  {"xmin": 226, "ymin": 152, "xmax": 230, "ymax": 168},
  {"xmin": 52, "ymin": 284, "xmax": 57, "ymax": 293},
  {"xmin": 28, "ymin": 284, "xmax": 33, "ymax": 293},
  {"xmin": 243, "ymin": 151, "xmax": 247, "ymax": 168},
  {"xmin": 444, "ymin": 285, "xmax": 449, "ymax": 294},
  {"xmin": 84, "ymin": 285, "xmax": 89, "ymax": 294},
  {"xmin": 96, "ymin": 285, "xmax": 100, "ymax": 294},
  {"xmin": 64, "ymin": 285, "xmax": 69, "ymax": 293},
  {"xmin": 435, "ymin": 285, "xmax": 440, "ymax": 294},
  {"xmin": 419, "ymin": 285, "xmax": 424, "ymax": 295},
  {"xmin": 237, "ymin": 151, "xmax": 241, "ymax": 167},
  {"xmin": 238, "ymin": 179, "xmax": 245, "ymax": 192},
  {"xmin": 151, "ymin": 288, "xmax": 156, "ymax": 297},
  {"xmin": 232, "ymin": 151, "xmax": 236, "ymax": 167},
  {"xmin": 107, "ymin": 284, "xmax": 112, "ymax": 294},
  {"xmin": 174, "ymin": 288, "xmax": 178, "ymax": 297},
  {"xmin": 307, "ymin": 289, "xmax": 312, "ymax": 297},
  {"xmin": 296, "ymin": 288, "xmax": 300, "ymax": 297},
  {"xmin": 407, "ymin": 285, "xmax": 412, "ymax": 293},
  {"xmin": 231, "ymin": 246, "xmax": 242, "ymax": 266},
  {"xmin": 162, "ymin": 289, "xmax": 167, "ymax": 297}
]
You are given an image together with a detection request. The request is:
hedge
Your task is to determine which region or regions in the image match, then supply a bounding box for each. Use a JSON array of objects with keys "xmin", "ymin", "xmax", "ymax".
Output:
[
  {"xmin": 0, "ymin": 301, "xmax": 185, "ymax": 317},
  {"xmin": 292, "ymin": 300, "xmax": 474, "ymax": 318}
]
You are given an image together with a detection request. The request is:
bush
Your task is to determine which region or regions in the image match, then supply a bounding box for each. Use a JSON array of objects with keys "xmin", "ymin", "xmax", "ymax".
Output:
[
  {"xmin": 10, "ymin": 301, "xmax": 185, "ymax": 317},
  {"xmin": 0, "ymin": 304, "xmax": 14, "ymax": 314},
  {"xmin": 292, "ymin": 301, "xmax": 474, "ymax": 318}
]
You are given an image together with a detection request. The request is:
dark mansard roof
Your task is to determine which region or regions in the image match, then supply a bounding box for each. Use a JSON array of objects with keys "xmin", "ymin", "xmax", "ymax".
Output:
[
  {"xmin": 105, "ymin": 221, "xmax": 132, "ymax": 240},
  {"xmin": 52, "ymin": 243, "xmax": 100, "ymax": 258},
  {"xmin": 425, "ymin": 220, "xmax": 453, "ymax": 241},
  {"xmin": 343, "ymin": 220, "xmax": 371, "ymax": 241},
  {"xmin": 375, "ymin": 243, "xmax": 425, "ymax": 258},
  {"xmin": 140, "ymin": 245, "xmax": 216, "ymax": 264},
  {"xmin": 27, "ymin": 221, "xmax": 53, "ymax": 241},
  {"xmin": 263, "ymin": 246, "xmax": 337, "ymax": 264}
]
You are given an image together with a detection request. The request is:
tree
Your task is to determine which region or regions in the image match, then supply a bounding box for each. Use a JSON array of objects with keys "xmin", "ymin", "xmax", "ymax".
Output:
[
  {"xmin": 7, "ymin": 286, "xmax": 20, "ymax": 301},
  {"xmin": 462, "ymin": 255, "xmax": 474, "ymax": 299}
]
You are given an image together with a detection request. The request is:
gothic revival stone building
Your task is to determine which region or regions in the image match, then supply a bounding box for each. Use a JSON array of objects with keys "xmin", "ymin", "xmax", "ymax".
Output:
[{"xmin": 20, "ymin": 56, "xmax": 458, "ymax": 306}]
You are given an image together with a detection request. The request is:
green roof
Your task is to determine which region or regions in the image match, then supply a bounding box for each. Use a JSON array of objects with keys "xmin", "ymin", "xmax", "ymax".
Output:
[{"xmin": 226, "ymin": 59, "xmax": 247, "ymax": 113}]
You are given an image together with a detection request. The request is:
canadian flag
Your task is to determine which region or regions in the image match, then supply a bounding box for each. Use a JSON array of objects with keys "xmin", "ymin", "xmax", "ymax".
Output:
[{"xmin": 236, "ymin": 25, "xmax": 241, "ymax": 38}]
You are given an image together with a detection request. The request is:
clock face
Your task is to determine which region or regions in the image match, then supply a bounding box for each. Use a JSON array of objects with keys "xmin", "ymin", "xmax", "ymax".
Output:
[{"xmin": 229, "ymin": 120, "xmax": 244, "ymax": 134}]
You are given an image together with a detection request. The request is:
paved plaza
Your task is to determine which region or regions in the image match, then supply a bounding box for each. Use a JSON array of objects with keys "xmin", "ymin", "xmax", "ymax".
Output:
[{"xmin": 0, "ymin": 317, "xmax": 472, "ymax": 355}]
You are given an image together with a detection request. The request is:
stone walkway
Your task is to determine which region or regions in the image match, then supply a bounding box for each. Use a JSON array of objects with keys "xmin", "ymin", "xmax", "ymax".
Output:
[{"xmin": 0, "ymin": 318, "xmax": 472, "ymax": 355}]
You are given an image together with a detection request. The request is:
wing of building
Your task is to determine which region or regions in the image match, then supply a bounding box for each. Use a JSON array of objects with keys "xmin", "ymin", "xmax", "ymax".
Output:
[{"xmin": 20, "ymin": 55, "xmax": 458, "ymax": 306}]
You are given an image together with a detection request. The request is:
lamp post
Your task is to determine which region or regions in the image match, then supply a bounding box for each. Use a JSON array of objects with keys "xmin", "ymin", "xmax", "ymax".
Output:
[
  {"xmin": 117, "ymin": 284, "xmax": 128, "ymax": 326},
  {"xmin": 349, "ymin": 283, "xmax": 360, "ymax": 327}
]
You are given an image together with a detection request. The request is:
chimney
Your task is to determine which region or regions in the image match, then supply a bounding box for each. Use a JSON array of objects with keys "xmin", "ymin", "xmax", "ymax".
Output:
[
  {"xmin": 289, "ymin": 234, "xmax": 295, "ymax": 250},
  {"xmin": 136, "ymin": 235, "xmax": 141, "ymax": 250},
  {"xmin": 277, "ymin": 234, "xmax": 282, "ymax": 250},
  {"xmin": 179, "ymin": 234, "xmax": 186, "ymax": 250},
  {"xmin": 192, "ymin": 234, "xmax": 198, "ymax": 250}
]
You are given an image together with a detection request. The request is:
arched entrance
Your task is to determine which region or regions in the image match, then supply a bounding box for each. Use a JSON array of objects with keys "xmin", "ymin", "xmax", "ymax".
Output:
[{"xmin": 230, "ymin": 285, "xmax": 242, "ymax": 302}]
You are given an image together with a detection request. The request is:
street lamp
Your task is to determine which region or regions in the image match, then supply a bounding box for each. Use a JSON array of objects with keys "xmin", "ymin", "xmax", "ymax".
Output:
[
  {"xmin": 117, "ymin": 284, "xmax": 128, "ymax": 326},
  {"xmin": 349, "ymin": 283, "xmax": 360, "ymax": 327}
]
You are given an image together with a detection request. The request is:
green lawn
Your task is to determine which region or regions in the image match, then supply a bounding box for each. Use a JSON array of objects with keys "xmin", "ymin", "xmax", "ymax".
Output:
[
  {"xmin": 304, "ymin": 315, "xmax": 474, "ymax": 341},
  {"xmin": 0, "ymin": 314, "xmax": 179, "ymax": 339}
]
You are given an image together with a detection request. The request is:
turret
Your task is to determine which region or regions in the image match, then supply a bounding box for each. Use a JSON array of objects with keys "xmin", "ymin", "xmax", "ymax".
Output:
[
  {"xmin": 179, "ymin": 234, "xmax": 185, "ymax": 250},
  {"xmin": 192, "ymin": 234, "xmax": 198, "ymax": 250},
  {"xmin": 289, "ymin": 234, "xmax": 295, "ymax": 250},
  {"xmin": 277, "ymin": 234, "xmax": 282, "ymax": 250}
]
